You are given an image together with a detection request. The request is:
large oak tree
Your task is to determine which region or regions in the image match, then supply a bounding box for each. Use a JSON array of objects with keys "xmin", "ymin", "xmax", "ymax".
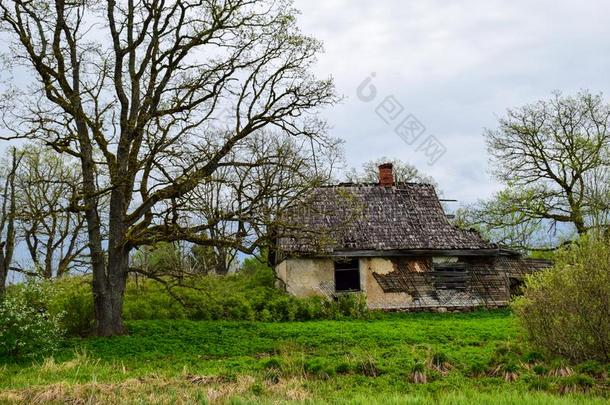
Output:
[
  {"xmin": 467, "ymin": 91, "xmax": 610, "ymax": 249},
  {"xmin": 0, "ymin": 0, "xmax": 336, "ymax": 335}
]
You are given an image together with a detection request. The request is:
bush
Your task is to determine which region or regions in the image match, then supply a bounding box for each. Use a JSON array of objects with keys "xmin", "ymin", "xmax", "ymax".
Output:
[
  {"xmin": 122, "ymin": 265, "xmax": 371, "ymax": 322},
  {"xmin": 43, "ymin": 261, "xmax": 371, "ymax": 331},
  {"xmin": 576, "ymin": 360, "xmax": 605, "ymax": 377},
  {"xmin": 0, "ymin": 282, "xmax": 64, "ymax": 359},
  {"xmin": 557, "ymin": 374, "xmax": 595, "ymax": 394},
  {"xmin": 44, "ymin": 276, "xmax": 94, "ymax": 336},
  {"xmin": 513, "ymin": 235, "xmax": 610, "ymax": 363}
]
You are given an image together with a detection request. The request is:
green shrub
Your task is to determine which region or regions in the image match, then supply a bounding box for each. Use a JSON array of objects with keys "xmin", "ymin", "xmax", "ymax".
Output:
[
  {"xmin": 467, "ymin": 361, "xmax": 488, "ymax": 377},
  {"xmin": 557, "ymin": 374, "xmax": 595, "ymax": 394},
  {"xmin": 576, "ymin": 360, "xmax": 605, "ymax": 377},
  {"xmin": 527, "ymin": 376, "xmax": 551, "ymax": 391},
  {"xmin": 335, "ymin": 362, "xmax": 351, "ymax": 374},
  {"xmin": 30, "ymin": 260, "xmax": 372, "ymax": 331},
  {"xmin": 513, "ymin": 235, "xmax": 610, "ymax": 363},
  {"xmin": 121, "ymin": 266, "xmax": 370, "ymax": 323},
  {"xmin": 262, "ymin": 357, "xmax": 282, "ymax": 370},
  {"xmin": 0, "ymin": 282, "xmax": 64, "ymax": 359},
  {"xmin": 45, "ymin": 276, "xmax": 94, "ymax": 336},
  {"xmin": 532, "ymin": 365, "xmax": 548, "ymax": 376},
  {"xmin": 523, "ymin": 351, "xmax": 545, "ymax": 364},
  {"xmin": 304, "ymin": 358, "xmax": 336, "ymax": 379}
]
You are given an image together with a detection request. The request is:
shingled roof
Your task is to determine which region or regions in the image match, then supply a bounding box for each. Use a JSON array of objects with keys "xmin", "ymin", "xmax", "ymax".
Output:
[{"xmin": 277, "ymin": 183, "xmax": 495, "ymax": 255}]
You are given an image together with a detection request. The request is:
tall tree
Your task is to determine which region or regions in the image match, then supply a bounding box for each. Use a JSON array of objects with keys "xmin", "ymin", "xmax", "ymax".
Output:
[
  {"xmin": 485, "ymin": 91, "xmax": 610, "ymax": 237},
  {"xmin": 14, "ymin": 145, "xmax": 88, "ymax": 279},
  {"xmin": 0, "ymin": 0, "xmax": 336, "ymax": 335},
  {"xmin": 0, "ymin": 148, "xmax": 21, "ymax": 294}
]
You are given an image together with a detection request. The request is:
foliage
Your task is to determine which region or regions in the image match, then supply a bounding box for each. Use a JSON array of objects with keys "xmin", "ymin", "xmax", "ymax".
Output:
[
  {"xmin": 40, "ymin": 259, "xmax": 370, "ymax": 336},
  {"xmin": 454, "ymin": 194, "xmax": 551, "ymax": 252},
  {"xmin": 1, "ymin": 311, "xmax": 608, "ymax": 403},
  {"xmin": 462, "ymin": 91, "xmax": 610, "ymax": 251},
  {"xmin": 43, "ymin": 276, "xmax": 95, "ymax": 336},
  {"xmin": 0, "ymin": 0, "xmax": 339, "ymax": 335},
  {"xmin": 513, "ymin": 235, "xmax": 610, "ymax": 362},
  {"xmin": 122, "ymin": 263, "xmax": 369, "ymax": 323},
  {"xmin": 13, "ymin": 144, "xmax": 87, "ymax": 279},
  {"xmin": 0, "ymin": 281, "xmax": 63, "ymax": 359},
  {"xmin": 485, "ymin": 91, "xmax": 610, "ymax": 236}
]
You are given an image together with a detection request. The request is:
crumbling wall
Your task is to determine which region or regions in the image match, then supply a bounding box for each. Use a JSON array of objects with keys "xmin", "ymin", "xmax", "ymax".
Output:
[
  {"xmin": 362, "ymin": 257, "xmax": 413, "ymax": 309},
  {"xmin": 468, "ymin": 257, "xmax": 510, "ymax": 305},
  {"xmin": 370, "ymin": 256, "xmax": 510, "ymax": 309},
  {"xmin": 276, "ymin": 255, "xmax": 511, "ymax": 310},
  {"xmin": 275, "ymin": 258, "xmax": 334, "ymax": 297}
]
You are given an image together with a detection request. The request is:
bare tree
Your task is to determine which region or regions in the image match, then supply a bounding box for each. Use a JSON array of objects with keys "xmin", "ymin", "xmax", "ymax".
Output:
[
  {"xmin": 14, "ymin": 145, "xmax": 87, "ymax": 279},
  {"xmin": 345, "ymin": 157, "xmax": 435, "ymax": 185},
  {"xmin": 454, "ymin": 196, "xmax": 551, "ymax": 252},
  {"xmin": 0, "ymin": 148, "xmax": 21, "ymax": 294},
  {"xmin": 186, "ymin": 131, "xmax": 342, "ymax": 274},
  {"xmin": 486, "ymin": 91, "xmax": 610, "ymax": 236},
  {"xmin": 0, "ymin": 0, "xmax": 337, "ymax": 335}
]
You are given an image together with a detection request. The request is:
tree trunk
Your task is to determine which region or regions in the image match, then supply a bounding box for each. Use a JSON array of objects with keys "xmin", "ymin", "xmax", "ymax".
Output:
[
  {"xmin": 92, "ymin": 247, "xmax": 129, "ymax": 336},
  {"xmin": 0, "ymin": 255, "xmax": 7, "ymax": 296},
  {"xmin": 92, "ymin": 180, "xmax": 131, "ymax": 336},
  {"xmin": 216, "ymin": 248, "xmax": 229, "ymax": 275},
  {"xmin": 92, "ymin": 276, "xmax": 127, "ymax": 336},
  {"xmin": 567, "ymin": 190, "xmax": 587, "ymax": 235}
]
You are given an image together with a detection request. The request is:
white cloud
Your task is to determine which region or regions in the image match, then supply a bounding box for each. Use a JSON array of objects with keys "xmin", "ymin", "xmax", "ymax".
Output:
[{"xmin": 294, "ymin": 0, "xmax": 610, "ymax": 202}]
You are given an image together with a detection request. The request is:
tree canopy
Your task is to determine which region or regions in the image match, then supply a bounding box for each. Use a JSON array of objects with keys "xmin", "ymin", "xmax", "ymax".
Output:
[
  {"xmin": 460, "ymin": 91, "xmax": 610, "ymax": 250},
  {"xmin": 0, "ymin": 0, "xmax": 338, "ymax": 335}
]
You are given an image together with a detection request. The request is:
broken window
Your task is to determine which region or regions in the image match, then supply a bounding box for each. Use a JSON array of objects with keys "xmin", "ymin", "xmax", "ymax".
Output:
[
  {"xmin": 509, "ymin": 277, "xmax": 525, "ymax": 296},
  {"xmin": 433, "ymin": 263, "xmax": 468, "ymax": 289},
  {"xmin": 334, "ymin": 258, "xmax": 360, "ymax": 292}
]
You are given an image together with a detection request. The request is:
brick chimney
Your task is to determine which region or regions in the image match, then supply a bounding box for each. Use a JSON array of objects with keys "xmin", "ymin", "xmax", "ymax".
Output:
[{"xmin": 378, "ymin": 163, "xmax": 394, "ymax": 187}]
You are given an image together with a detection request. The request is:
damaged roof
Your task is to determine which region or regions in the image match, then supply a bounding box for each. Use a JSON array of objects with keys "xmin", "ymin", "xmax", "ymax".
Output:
[{"xmin": 277, "ymin": 183, "xmax": 495, "ymax": 255}]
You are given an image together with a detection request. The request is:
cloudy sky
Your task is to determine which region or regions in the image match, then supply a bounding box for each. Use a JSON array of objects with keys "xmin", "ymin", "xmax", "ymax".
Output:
[
  {"xmin": 293, "ymin": 0, "xmax": 610, "ymax": 203},
  {"xmin": 2, "ymin": 0, "xmax": 609, "ymax": 205}
]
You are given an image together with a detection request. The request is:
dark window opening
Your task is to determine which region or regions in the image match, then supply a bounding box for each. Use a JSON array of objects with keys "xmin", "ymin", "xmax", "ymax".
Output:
[
  {"xmin": 433, "ymin": 263, "xmax": 468, "ymax": 290},
  {"xmin": 509, "ymin": 277, "xmax": 525, "ymax": 296},
  {"xmin": 334, "ymin": 258, "xmax": 360, "ymax": 292}
]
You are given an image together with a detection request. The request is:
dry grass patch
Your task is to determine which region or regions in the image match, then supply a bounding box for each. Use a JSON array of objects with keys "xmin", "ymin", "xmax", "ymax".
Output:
[
  {"xmin": 0, "ymin": 374, "xmax": 314, "ymax": 404},
  {"xmin": 38, "ymin": 351, "xmax": 99, "ymax": 374}
]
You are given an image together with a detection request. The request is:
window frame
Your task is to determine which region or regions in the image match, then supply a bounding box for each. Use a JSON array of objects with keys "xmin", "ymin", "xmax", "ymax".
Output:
[{"xmin": 334, "ymin": 258, "xmax": 361, "ymax": 292}]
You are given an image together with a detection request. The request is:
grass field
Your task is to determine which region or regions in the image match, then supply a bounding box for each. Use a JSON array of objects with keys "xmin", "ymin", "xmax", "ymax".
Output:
[{"xmin": 1, "ymin": 310, "xmax": 608, "ymax": 404}]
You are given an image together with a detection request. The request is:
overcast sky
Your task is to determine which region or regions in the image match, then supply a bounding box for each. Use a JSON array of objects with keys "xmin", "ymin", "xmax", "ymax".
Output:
[
  {"xmin": 2, "ymin": 0, "xmax": 610, "ymax": 204},
  {"xmin": 293, "ymin": 0, "xmax": 610, "ymax": 203}
]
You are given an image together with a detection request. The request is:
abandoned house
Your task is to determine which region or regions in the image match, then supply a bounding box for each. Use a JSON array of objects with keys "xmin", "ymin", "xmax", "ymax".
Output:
[{"xmin": 274, "ymin": 163, "xmax": 550, "ymax": 310}]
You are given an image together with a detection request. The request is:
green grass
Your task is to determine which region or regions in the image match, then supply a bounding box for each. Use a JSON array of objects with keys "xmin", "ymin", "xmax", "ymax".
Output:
[{"xmin": 1, "ymin": 310, "xmax": 608, "ymax": 404}]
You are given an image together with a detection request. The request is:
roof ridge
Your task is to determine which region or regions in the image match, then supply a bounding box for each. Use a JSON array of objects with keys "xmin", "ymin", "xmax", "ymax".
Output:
[{"xmin": 319, "ymin": 182, "xmax": 435, "ymax": 189}]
